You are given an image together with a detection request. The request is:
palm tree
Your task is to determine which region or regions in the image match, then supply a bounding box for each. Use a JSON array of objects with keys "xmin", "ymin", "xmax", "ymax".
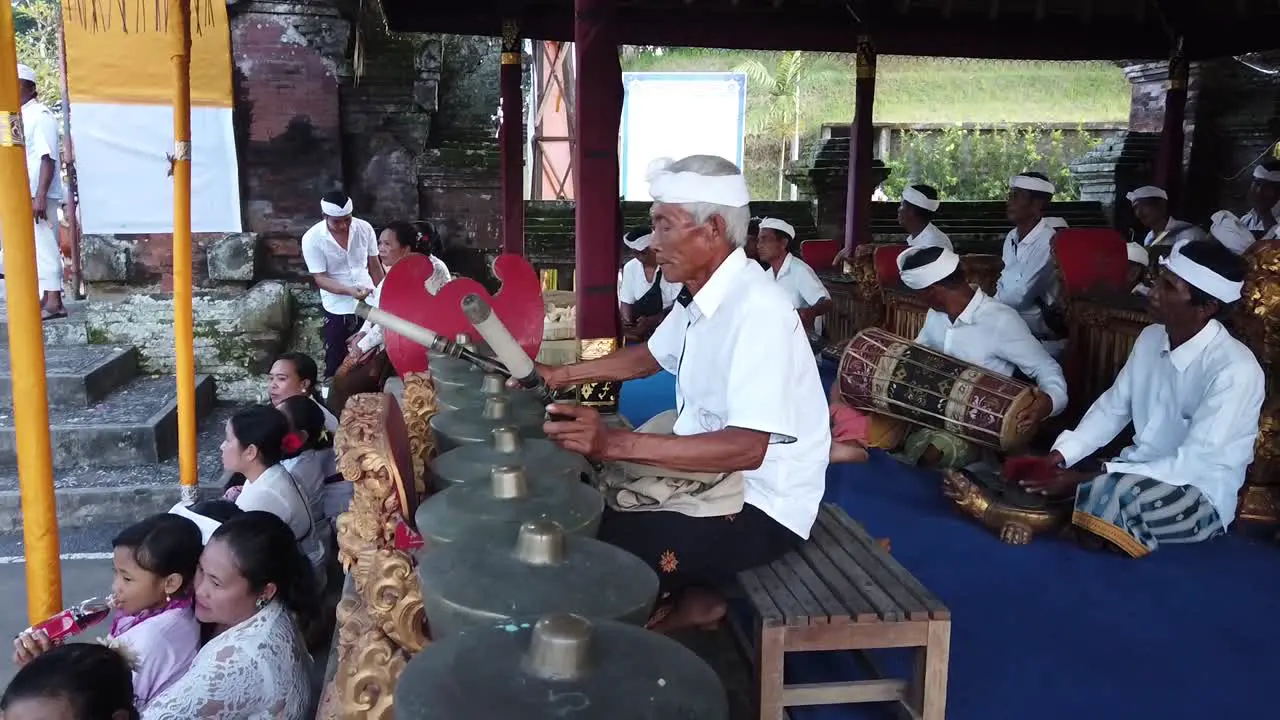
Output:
[{"xmin": 734, "ymin": 51, "xmax": 841, "ymax": 200}]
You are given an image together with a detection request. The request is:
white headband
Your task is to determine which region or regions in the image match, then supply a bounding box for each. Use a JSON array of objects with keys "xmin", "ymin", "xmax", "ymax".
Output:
[
  {"xmin": 1009, "ymin": 175, "xmax": 1056, "ymax": 195},
  {"xmin": 1126, "ymin": 186, "xmax": 1168, "ymax": 204},
  {"xmin": 1126, "ymin": 242, "xmax": 1149, "ymax": 266},
  {"xmin": 1160, "ymin": 238, "xmax": 1243, "ymax": 303},
  {"xmin": 168, "ymin": 502, "xmax": 223, "ymax": 545},
  {"xmin": 1209, "ymin": 210, "xmax": 1256, "ymax": 256},
  {"xmin": 16, "ymin": 64, "xmax": 35, "ymax": 84},
  {"xmin": 759, "ymin": 217, "xmax": 795, "ymax": 239},
  {"xmin": 623, "ymin": 232, "xmax": 653, "ymax": 251},
  {"xmin": 647, "ymin": 157, "xmax": 750, "ymax": 208},
  {"xmin": 902, "ymin": 186, "xmax": 941, "ymax": 212},
  {"xmin": 897, "ymin": 246, "xmax": 960, "ymax": 290},
  {"xmin": 1254, "ymin": 165, "xmax": 1280, "ymax": 183},
  {"xmin": 320, "ymin": 197, "xmax": 354, "ymax": 217}
]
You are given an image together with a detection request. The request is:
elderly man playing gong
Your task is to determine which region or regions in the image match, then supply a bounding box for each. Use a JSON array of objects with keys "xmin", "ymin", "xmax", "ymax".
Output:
[
  {"xmin": 532, "ymin": 155, "xmax": 830, "ymax": 632},
  {"xmin": 833, "ymin": 246, "xmax": 1068, "ymax": 470}
]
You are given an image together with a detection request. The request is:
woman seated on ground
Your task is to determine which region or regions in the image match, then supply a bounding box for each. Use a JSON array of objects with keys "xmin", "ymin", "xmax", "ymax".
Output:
[
  {"xmin": 3, "ymin": 643, "xmax": 139, "ymax": 720},
  {"xmin": 220, "ymin": 406, "xmax": 325, "ymax": 576},
  {"xmin": 142, "ymin": 512, "xmax": 317, "ymax": 720},
  {"xmin": 268, "ymin": 352, "xmax": 338, "ymax": 434},
  {"xmin": 277, "ymin": 395, "xmax": 343, "ymax": 535},
  {"xmin": 414, "ymin": 220, "xmax": 454, "ymax": 293}
]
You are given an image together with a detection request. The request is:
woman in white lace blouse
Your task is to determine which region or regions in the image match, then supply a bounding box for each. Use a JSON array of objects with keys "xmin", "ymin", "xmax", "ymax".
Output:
[{"xmin": 142, "ymin": 511, "xmax": 317, "ymax": 720}]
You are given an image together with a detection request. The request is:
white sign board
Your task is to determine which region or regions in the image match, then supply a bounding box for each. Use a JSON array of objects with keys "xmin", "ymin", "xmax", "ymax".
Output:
[{"xmin": 620, "ymin": 72, "xmax": 747, "ymax": 200}]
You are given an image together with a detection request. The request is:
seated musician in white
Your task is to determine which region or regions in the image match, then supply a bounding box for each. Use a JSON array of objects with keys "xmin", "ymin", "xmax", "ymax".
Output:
[
  {"xmin": 1127, "ymin": 185, "xmax": 1206, "ymax": 248},
  {"xmin": 755, "ymin": 217, "xmax": 831, "ymax": 336},
  {"xmin": 1241, "ymin": 160, "xmax": 1280, "ymax": 240},
  {"xmin": 898, "ymin": 184, "xmax": 953, "ymax": 251},
  {"xmin": 1126, "ymin": 242, "xmax": 1151, "ymax": 296},
  {"xmin": 1019, "ymin": 239, "xmax": 1264, "ymax": 557},
  {"xmin": 996, "ymin": 172, "xmax": 1069, "ymax": 356},
  {"xmin": 530, "ymin": 154, "xmax": 829, "ymax": 633},
  {"xmin": 1207, "ymin": 209, "xmax": 1258, "ymax": 257},
  {"xmin": 887, "ymin": 246, "xmax": 1067, "ymax": 469}
]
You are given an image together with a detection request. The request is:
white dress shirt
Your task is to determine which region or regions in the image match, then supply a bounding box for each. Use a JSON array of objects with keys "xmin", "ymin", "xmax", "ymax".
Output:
[
  {"xmin": 1241, "ymin": 202, "xmax": 1280, "ymax": 234},
  {"xmin": 21, "ymin": 99, "xmax": 62, "ymax": 202},
  {"xmin": 646, "ymin": 248, "xmax": 830, "ymax": 539},
  {"xmin": 915, "ymin": 290, "xmax": 1068, "ymax": 415},
  {"xmin": 301, "ymin": 218, "xmax": 379, "ymax": 315},
  {"xmin": 1142, "ymin": 218, "xmax": 1206, "ymax": 248},
  {"xmin": 1052, "ymin": 320, "xmax": 1264, "ymax": 525},
  {"xmin": 618, "ymin": 257, "xmax": 681, "ymax": 309},
  {"xmin": 236, "ymin": 464, "xmax": 324, "ymax": 569},
  {"xmin": 768, "ymin": 253, "xmax": 830, "ymax": 311},
  {"xmin": 995, "ymin": 217, "xmax": 1068, "ymax": 340},
  {"xmin": 906, "ymin": 223, "xmax": 954, "ymax": 251}
]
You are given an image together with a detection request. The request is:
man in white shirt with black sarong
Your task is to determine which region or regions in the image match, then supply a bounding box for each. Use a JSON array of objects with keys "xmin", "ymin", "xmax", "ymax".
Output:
[
  {"xmin": 898, "ymin": 184, "xmax": 953, "ymax": 251},
  {"xmin": 1020, "ymin": 239, "xmax": 1264, "ymax": 557},
  {"xmin": 996, "ymin": 172, "xmax": 1069, "ymax": 356},
  {"xmin": 755, "ymin": 217, "xmax": 831, "ymax": 337},
  {"xmin": 529, "ymin": 154, "xmax": 830, "ymax": 633}
]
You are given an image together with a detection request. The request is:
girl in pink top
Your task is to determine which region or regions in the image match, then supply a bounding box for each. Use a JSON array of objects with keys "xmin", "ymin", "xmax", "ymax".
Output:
[{"xmin": 13, "ymin": 513, "xmax": 204, "ymax": 711}]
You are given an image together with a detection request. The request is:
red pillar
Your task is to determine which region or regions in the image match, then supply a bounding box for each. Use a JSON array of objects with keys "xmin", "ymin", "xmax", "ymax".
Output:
[
  {"xmin": 499, "ymin": 19, "xmax": 525, "ymax": 255},
  {"xmin": 572, "ymin": 0, "xmax": 623, "ymax": 411},
  {"xmin": 843, "ymin": 37, "xmax": 877, "ymax": 257},
  {"xmin": 1154, "ymin": 39, "xmax": 1188, "ymax": 212}
]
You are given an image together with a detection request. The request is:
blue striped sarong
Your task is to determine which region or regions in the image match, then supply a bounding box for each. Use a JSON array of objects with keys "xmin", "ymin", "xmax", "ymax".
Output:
[{"xmin": 1072, "ymin": 473, "xmax": 1225, "ymax": 558}]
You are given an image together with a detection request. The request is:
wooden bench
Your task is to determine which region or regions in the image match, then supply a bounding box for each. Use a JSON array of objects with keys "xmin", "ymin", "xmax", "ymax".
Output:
[{"xmin": 735, "ymin": 503, "xmax": 951, "ymax": 720}]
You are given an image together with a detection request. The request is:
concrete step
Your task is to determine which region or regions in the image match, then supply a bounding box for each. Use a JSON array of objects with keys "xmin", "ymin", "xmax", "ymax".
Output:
[
  {"xmin": 0, "ymin": 374, "xmax": 217, "ymax": 468},
  {"xmin": 0, "ymin": 345, "xmax": 138, "ymax": 409},
  {"xmin": 0, "ymin": 301, "xmax": 90, "ymax": 346}
]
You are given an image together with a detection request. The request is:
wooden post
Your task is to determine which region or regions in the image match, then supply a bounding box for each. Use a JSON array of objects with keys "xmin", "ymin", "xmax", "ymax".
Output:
[
  {"xmin": 0, "ymin": 0, "xmax": 61, "ymax": 622},
  {"xmin": 843, "ymin": 36, "xmax": 877, "ymax": 257},
  {"xmin": 572, "ymin": 0, "xmax": 623, "ymax": 412},
  {"xmin": 55, "ymin": 18, "xmax": 83, "ymax": 299},
  {"xmin": 1154, "ymin": 38, "xmax": 1187, "ymax": 212},
  {"xmin": 170, "ymin": 0, "xmax": 197, "ymax": 502},
  {"xmin": 499, "ymin": 19, "xmax": 525, "ymax": 256}
]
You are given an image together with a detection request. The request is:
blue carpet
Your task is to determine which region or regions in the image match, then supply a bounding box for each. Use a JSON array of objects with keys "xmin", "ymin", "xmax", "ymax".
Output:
[{"xmin": 618, "ymin": 369, "xmax": 1279, "ymax": 720}]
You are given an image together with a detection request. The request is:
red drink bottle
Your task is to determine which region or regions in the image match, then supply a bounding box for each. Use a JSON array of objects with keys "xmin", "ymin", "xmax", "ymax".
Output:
[{"xmin": 23, "ymin": 596, "xmax": 113, "ymax": 644}]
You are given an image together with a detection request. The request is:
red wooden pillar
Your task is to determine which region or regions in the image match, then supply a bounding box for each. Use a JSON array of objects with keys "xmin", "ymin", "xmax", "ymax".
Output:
[
  {"xmin": 572, "ymin": 0, "xmax": 623, "ymax": 411},
  {"xmin": 1154, "ymin": 39, "xmax": 1188, "ymax": 211},
  {"xmin": 499, "ymin": 19, "xmax": 525, "ymax": 255},
  {"xmin": 843, "ymin": 36, "xmax": 877, "ymax": 256}
]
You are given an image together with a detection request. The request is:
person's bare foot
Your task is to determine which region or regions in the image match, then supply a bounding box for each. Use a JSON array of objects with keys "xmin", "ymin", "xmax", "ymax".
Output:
[
  {"xmin": 830, "ymin": 441, "xmax": 869, "ymax": 464},
  {"xmin": 647, "ymin": 587, "xmax": 727, "ymax": 634}
]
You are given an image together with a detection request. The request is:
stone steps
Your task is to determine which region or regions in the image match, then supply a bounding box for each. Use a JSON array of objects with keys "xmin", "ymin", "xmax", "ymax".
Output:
[{"xmin": 0, "ymin": 345, "xmax": 138, "ymax": 409}]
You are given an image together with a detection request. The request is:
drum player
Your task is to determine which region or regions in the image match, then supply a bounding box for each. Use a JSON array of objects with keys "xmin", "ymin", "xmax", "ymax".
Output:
[
  {"xmin": 526, "ymin": 154, "xmax": 830, "ymax": 633},
  {"xmin": 830, "ymin": 245, "xmax": 1069, "ymax": 471},
  {"xmin": 1018, "ymin": 239, "xmax": 1264, "ymax": 557}
]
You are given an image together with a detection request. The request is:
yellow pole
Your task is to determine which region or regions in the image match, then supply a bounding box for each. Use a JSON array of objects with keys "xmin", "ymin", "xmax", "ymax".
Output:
[
  {"xmin": 0, "ymin": 2, "xmax": 61, "ymax": 621},
  {"xmin": 170, "ymin": 0, "xmax": 197, "ymax": 502}
]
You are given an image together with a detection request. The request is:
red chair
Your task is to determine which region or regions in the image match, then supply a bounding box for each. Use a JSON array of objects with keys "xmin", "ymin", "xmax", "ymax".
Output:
[
  {"xmin": 1051, "ymin": 228, "xmax": 1129, "ymax": 297},
  {"xmin": 801, "ymin": 239, "xmax": 840, "ymax": 270},
  {"xmin": 873, "ymin": 245, "xmax": 910, "ymax": 287}
]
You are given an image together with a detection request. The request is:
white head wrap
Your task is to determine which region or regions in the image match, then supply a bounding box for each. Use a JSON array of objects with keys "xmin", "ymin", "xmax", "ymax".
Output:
[
  {"xmin": 168, "ymin": 502, "xmax": 224, "ymax": 545},
  {"xmin": 623, "ymin": 231, "xmax": 654, "ymax": 251},
  {"xmin": 320, "ymin": 196, "xmax": 354, "ymax": 217},
  {"xmin": 646, "ymin": 157, "xmax": 750, "ymax": 208},
  {"xmin": 1209, "ymin": 210, "xmax": 1256, "ymax": 256},
  {"xmin": 902, "ymin": 186, "xmax": 941, "ymax": 212},
  {"xmin": 1126, "ymin": 186, "xmax": 1168, "ymax": 204},
  {"xmin": 1160, "ymin": 238, "xmax": 1243, "ymax": 303},
  {"xmin": 1126, "ymin": 242, "xmax": 1150, "ymax": 266},
  {"xmin": 1254, "ymin": 165, "xmax": 1280, "ymax": 183},
  {"xmin": 16, "ymin": 64, "xmax": 35, "ymax": 84},
  {"xmin": 897, "ymin": 246, "xmax": 960, "ymax": 290},
  {"xmin": 758, "ymin": 217, "xmax": 795, "ymax": 239},
  {"xmin": 1009, "ymin": 174, "xmax": 1056, "ymax": 195}
]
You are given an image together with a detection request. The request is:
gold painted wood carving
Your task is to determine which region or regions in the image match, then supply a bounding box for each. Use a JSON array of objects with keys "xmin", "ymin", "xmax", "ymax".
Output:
[
  {"xmin": 942, "ymin": 469, "xmax": 1072, "ymax": 545},
  {"xmin": 398, "ymin": 371, "xmax": 439, "ymax": 496}
]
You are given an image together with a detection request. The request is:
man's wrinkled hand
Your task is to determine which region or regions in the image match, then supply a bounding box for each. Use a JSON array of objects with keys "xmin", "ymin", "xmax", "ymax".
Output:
[
  {"xmin": 543, "ymin": 402, "xmax": 610, "ymax": 458},
  {"xmin": 507, "ymin": 362, "xmax": 566, "ymax": 391},
  {"xmin": 31, "ymin": 196, "xmax": 47, "ymax": 222},
  {"xmin": 1015, "ymin": 390, "xmax": 1054, "ymax": 435}
]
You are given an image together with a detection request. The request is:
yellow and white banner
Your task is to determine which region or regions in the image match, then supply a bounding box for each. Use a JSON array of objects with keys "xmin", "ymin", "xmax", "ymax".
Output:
[{"xmin": 63, "ymin": 7, "xmax": 242, "ymax": 234}]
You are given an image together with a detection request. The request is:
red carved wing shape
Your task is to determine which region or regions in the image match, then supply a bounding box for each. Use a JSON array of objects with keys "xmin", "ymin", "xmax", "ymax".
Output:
[{"xmin": 380, "ymin": 253, "xmax": 544, "ymax": 374}]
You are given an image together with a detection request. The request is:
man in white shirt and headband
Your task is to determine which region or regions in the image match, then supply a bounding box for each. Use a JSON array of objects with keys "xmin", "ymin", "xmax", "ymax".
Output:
[
  {"xmin": 996, "ymin": 172, "xmax": 1069, "ymax": 356},
  {"xmin": 1020, "ymin": 239, "xmax": 1264, "ymax": 557},
  {"xmin": 531, "ymin": 154, "xmax": 829, "ymax": 632},
  {"xmin": 1126, "ymin": 185, "xmax": 1205, "ymax": 248},
  {"xmin": 898, "ymin": 184, "xmax": 953, "ymax": 251},
  {"xmin": 889, "ymin": 245, "xmax": 1067, "ymax": 469},
  {"xmin": 1241, "ymin": 159, "xmax": 1280, "ymax": 240},
  {"xmin": 617, "ymin": 225, "xmax": 681, "ymax": 342},
  {"xmin": 1126, "ymin": 242, "xmax": 1151, "ymax": 296},
  {"xmin": 1207, "ymin": 209, "xmax": 1258, "ymax": 256},
  {"xmin": 300, "ymin": 190, "xmax": 385, "ymax": 378},
  {"xmin": 755, "ymin": 217, "xmax": 831, "ymax": 335}
]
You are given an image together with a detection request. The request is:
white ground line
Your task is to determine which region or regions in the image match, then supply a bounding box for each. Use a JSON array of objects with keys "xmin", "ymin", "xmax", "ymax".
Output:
[{"xmin": 0, "ymin": 552, "xmax": 113, "ymax": 565}]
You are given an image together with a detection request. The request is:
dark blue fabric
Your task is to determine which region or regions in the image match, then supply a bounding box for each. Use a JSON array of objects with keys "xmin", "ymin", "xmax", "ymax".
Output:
[{"xmin": 618, "ymin": 365, "xmax": 1278, "ymax": 720}]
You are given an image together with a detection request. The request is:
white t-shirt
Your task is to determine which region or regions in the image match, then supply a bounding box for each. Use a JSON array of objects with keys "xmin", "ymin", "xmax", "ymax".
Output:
[
  {"xmin": 768, "ymin": 253, "xmax": 829, "ymax": 311},
  {"xmin": 235, "ymin": 464, "xmax": 324, "ymax": 569},
  {"xmin": 646, "ymin": 248, "xmax": 830, "ymax": 539},
  {"xmin": 617, "ymin": 258, "xmax": 681, "ymax": 309},
  {"xmin": 22, "ymin": 99, "xmax": 62, "ymax": 202},
  {"xmin": 300, "ymin": 218, "xmax": 379, "ymax": 315}
]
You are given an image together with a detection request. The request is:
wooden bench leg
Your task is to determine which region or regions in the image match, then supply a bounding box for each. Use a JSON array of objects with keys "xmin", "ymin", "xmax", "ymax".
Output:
[
  {"xmin": 756, "ymin": 623, "xmax": 786, "ymax": 720},
  {"xmin": 908, "ymin": 620, "xmax": 951, "ymax": 720}
]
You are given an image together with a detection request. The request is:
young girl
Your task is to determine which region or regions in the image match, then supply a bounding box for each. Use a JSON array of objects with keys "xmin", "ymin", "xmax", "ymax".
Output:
[{"xmin": 12, "ymin": 513, "xmax": 204, "ymax": 712}]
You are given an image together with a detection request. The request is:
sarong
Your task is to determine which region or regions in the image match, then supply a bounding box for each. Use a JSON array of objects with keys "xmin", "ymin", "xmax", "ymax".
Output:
[
  {"xmin": 321, "ymin": 310, "xmax": 361, "ymax": 379},
  {"xmin": 1071, "ymin": 473, "xmax": 1225, "ymax": 558},
  {"xmin": 902, "ymin": 427, "xmax": 978, "ymax": 469}
]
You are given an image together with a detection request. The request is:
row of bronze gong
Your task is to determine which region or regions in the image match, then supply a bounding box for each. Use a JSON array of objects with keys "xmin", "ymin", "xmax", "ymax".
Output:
[{"xmin": 397, "ymin": 339, "xmax": 731, "ymax": 718}]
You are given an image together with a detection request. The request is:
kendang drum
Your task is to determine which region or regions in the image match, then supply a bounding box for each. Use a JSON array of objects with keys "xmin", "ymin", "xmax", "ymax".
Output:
[{"xmin": 838, "ymin": 327, "xmax": 1037, "ymax": 451}]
